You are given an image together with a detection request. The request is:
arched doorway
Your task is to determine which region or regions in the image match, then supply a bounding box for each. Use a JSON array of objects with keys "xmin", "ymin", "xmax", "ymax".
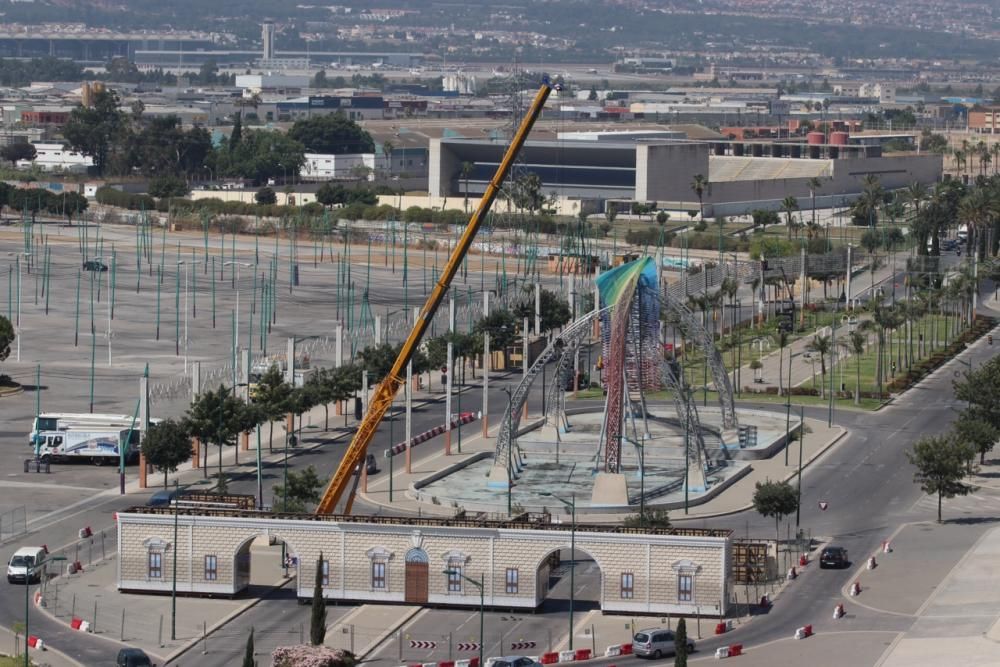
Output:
[
  {"xmin": 536, "ymin": 545, "xmax": 602, "ymax": 613},
  {"xmin": 233, "ymin": 533, "xmax": 296, "ymax": 597},
  {"xmin": 405, "ymin": 548, "xmax": 429, "ymax": 604}
]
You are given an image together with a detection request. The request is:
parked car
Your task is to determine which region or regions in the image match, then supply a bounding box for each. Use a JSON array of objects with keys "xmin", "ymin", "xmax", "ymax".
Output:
[
  {"xmin": 116, "ymin": 648, "xmax": 154, "ymax": 666},
  {"xmin": 82, "ymin": 259, "xmax": 108, "ymax": 272},
  {"xmin": 355, "ymin": 453, "xmax": 378, "ymax": 475},
  {"xmin": 486, "ymin": 657, "xmax": 543, "ymax": 667},
  {"xmin": 632, "ymin": 628, "xmax": 695, "ymax": 659},
  {"xmin": 820, "ymin": 546, "xmax": 849, "ymax": 569},
  {"xmin": 146, "ymin": 488, "xmax": 184, "ymax": 507}
]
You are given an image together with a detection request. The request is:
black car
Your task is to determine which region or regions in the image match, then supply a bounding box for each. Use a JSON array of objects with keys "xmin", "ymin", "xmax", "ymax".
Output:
[
  {"xmin": 82, "ymin": 259, "xmax": 108, "ymax": 272},
  {"xmin": 819, "ymin": 546, "xmax": 849, "ymax": 569},
  {"xmin": 116, "ymin": 647, "xmax": 153, "ymax": 667}
]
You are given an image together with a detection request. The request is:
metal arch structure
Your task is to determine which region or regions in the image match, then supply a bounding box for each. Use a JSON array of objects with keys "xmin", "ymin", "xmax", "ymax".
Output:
[
  {"xmin": 492, "ymin": 308, "xmax": 606, "ymax": 475},
  {"xmin": 657, "ymin": 289, "xmax": 739, "ymax": 431},
  {"xmin": 491, "ymin": 306, "xmax": 731, "ymax": 488}
]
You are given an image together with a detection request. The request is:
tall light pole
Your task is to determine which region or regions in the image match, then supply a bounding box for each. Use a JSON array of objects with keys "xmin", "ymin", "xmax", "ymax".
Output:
[
  {"xmin": 540, "ymin": 491, "xmax": 576, "ymax": 650},
  {"xmin": 7, "ymin": 252, "xmax": 30, "ymax": 362},
  {"xmin": 443, "ymin": 569, "xmax": 484, "ymax": 667},
  {"xmin": 171, "ymin": 479, "xmax": 179, "ymax": 640},
  {"xmin": 24, "ymin": 553, "xmax": 65, "ymax": 667},
  {"xmin": 176, "ymin": 260, "xmax": 190, "ymax": 373},
  {"xmin": 501, "ymin": 385, "xmax": 513, "ymax": 516},
  {"xmin": 224, "ymin": 261, "xmax": 255, "ymax": 350}
]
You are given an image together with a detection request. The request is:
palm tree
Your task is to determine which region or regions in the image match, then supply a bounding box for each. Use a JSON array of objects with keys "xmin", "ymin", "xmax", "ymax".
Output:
[
  {"xmin": 841, "ymin": 329, "xmax": 867, "ymax": 405},
  {"xmin": 807, "ymin": 176, "xmax": 822, "ymax": 227},
  {"xmin": 777, "ymin": 330, "xmax": 789, "ymax": 397},
  {"xmin": 690, "ymin": 174, "xmax": 708, "ymax": 221},
  {"xmin": 903, "ymin": 181, "xmax": 928, "ymax": 217},
  {"xmin": 460, "ymin": 161, "xmax": 474, "ymax": 214},
  {"xmin": 780, "ymin": 196, "xmax": 799, "ymax": 240},
  {"xmin": 806, "ymin": 334, "xmax": 833, "ymax": 397},
  {"xmin": 871, "ymin": 304, "xmax": 903, "ymax": 397}
]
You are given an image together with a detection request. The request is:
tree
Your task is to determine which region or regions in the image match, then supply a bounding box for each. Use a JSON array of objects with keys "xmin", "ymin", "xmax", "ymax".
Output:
[
  {"xmin": 48, "ymin": 192, "xmax": 89, "ymax": 225},
  {"xmin": 0, "ymin": 315, "xmax": 13, "ymax": 363},
  {"xmin": 460, "ymin": 161, "xmax": 474, "ymax": 213},
  {"xmin": 776, "ymin": 330, "xmax": 789, "ymax": 396},
  {"xmin": 906, "ymin": 434, "xmax": 977, "ymax": 522},
  {"xmin": 288, "ymin": 113, "xmax": 375, "ymax": 154},
  {"xmin": 587, "ymin": 85, "xmax": 598, "ymax": 101},
  {"xmin": 185, "ymin": 384, "xmax": 245, "ymax": 483},
  {"xmin": 148, "ymin": 175, "xmax": 190, "ymax": 199},
  {"xmin": 623, "ymin": 508, "xmax": 671, "ymax": 529},
  {"xmin": 310, "ymin": 551, "xmax": 327, "ymax": 646},
  {"xmin": 954, "ymin": 414, "xmax": 999, "ymax": 465},
  {"xmin": 273, "ymin": 465, "xmax": 323, "ymax": 513},
  {"xmin": 842, "ymin": 330, "xmax": 866, "ymax": 405},
  {"xmin": 475, "ymin": 310, "xmax": 519, "ymax": 351},
  {"xmin": 674, "ymin": 618, "xmax": 688, "ymax": 667},
  {"xmin": 213, "ymin": 129, "xmax": 305, "ymax": 185},
  {"xmin": 656, "ymin": 211, "xmax": 669, "ymax": 226},
  {"xmin": 316, "ymin": 182, "xmax": 347, "ymax": 208},
  {"xmin": 243, "ymin": 626, "xmax": 256, "ymax": 667},
  {"xmin": 690, "ymin": 174, "xmax": 708, "ymax": 221},
  {"xmin": 1, "ymin": 142, "xmax": 35, "ymax": 166},
  {"xmin": 805, "ymin": 334, "xmax": 832, "ymax": 397},
  {"xmin": 780, "ymin": 196, "xmax": 799, "ymax": 240},
  {"xmin": 63, "ymin": 87, "xmax": 130, "ymax": 175},
  {"xmin": 252, "ymin": 365, "xmax": 292, "ymax": 452},
  {"xmin": 141, "ymin": 418, "xmax": 192, "ymax": 488},
  {"xmin": 807, "ymin": 176, "xmax": 822, "ymax": 227},
  {"xmin": 255, "ymin": 187, "xmax": 277, "ymax": 205},
  {"xmin": 514, "ymin": 288, "xmax": 571, "ymax": 335},
  {"xmin": 752, "ymin": 480, "xmax": 799, "ymax": 544},
  {"xmin": 229, "ymin": 111, "xmax": 243, "ymax": 152}
]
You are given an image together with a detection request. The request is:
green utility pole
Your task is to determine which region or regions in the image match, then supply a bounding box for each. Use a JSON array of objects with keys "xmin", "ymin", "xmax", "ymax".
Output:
[{"xmin": 155, "ymin": 266, "xmax": 162, "ymax": 340}]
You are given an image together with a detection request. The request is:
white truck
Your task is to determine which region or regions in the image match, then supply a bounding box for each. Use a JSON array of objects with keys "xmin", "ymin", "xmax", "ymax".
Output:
[{"xmin": 29, "ymin": 413, "xmax": 157, "ymax": 465}]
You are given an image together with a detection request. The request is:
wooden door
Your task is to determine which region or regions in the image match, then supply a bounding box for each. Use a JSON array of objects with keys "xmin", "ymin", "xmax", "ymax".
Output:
[{"xmin": 405, "ymin": 561, "xmax": 429, "ymax": 603}]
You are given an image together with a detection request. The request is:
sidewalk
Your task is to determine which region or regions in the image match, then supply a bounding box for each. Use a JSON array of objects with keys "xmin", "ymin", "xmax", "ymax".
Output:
[{"xmin": 0, "ymin": 624, "xmax": 82, "ymax": 667}]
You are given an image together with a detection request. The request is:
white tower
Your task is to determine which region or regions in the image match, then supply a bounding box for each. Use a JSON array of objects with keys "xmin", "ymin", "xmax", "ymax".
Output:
[{"xmin": 262, "ymin": 22, "xmax": 276, "ymax": 62}]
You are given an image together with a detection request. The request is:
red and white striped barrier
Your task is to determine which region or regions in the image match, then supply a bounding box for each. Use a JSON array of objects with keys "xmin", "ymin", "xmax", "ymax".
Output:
[
  {"xmin": 604, "ymin": 643, "xmax": 633, "ymax": 657},
  {"xmin": 850, "ymin": 581, "xmax": 862, "ymax": 596},
  {"xmin": 540, "ymin": 653, "xmax": 559, "ymax": 664},
  {"xmin": 787, "ymin": 566, "xmax": 797, "ymax": 581},
  {"xmin": 27, "ymin": 635, "xmax": 43, "ymax": 650},
  {"xmin": 833, "ymin": 603, "xmax": 845, "ymax": 619},
  {"xmin": 70, "ymin": 617, "xmax": 91, "ymax": 632},
  {"xmin": 78, "ymin": 526, "xmax": 92, "ymax": 539},
  {"xmin": 799, "ymin": 553, "xmax": 809, "ymax": 567},
  {"xmin": 882, "ymin": 539, "xmax": 892, "ymax": 553},
  {"xmin": 867, "ymin": 556, "xmax": 877, "ymax": 570},
  {"xmin": 714, "ymin": 644, "xmax": 742, "ymax": 659},
  {"xmin": 385, "ymin": 412, "xmax": 479, "ymax": 458},
  {"xmin": 794, "ymin": 625, "xmax": 813, "ymax": 640}
]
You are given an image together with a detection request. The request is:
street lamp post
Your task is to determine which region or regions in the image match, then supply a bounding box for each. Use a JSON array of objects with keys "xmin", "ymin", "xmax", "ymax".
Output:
[
  {"xmin": 171, "ymin": 479, "xmax": 179, "ymax": 640},
  {"xmin": 443, "ymin": 569, "xmax": 484, "ymax": 667},
  {"xmin": 224, "ymin": 261, "xmax": 255, "ymax": 351},
  {"xmin": 501, "ymin": 386, "xmax": 514, "ymax": 516},
  {"xmin": 24, "ymin": 553, "xmax": 65, "ymax": 667},
  {"xmin": 540, "ymin": 491, "xmax": 576, "ymax": 650}
]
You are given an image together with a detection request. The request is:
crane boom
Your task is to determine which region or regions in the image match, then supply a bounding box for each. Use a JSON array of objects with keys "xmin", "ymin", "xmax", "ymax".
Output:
[{"xmin": 315, "ymin": 82, "xmax": 553, "ymax": 515}]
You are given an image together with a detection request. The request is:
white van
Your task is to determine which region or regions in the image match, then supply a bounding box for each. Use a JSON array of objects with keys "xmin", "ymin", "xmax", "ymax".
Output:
[{"xmin": 7, "ymin": 546, "xmax": 45, "ymax": 584}]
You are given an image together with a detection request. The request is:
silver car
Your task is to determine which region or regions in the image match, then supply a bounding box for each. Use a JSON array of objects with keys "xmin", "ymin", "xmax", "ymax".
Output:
[{"xmin": 632, "ymin": 628, "xmax": 695, "ymax": 659}]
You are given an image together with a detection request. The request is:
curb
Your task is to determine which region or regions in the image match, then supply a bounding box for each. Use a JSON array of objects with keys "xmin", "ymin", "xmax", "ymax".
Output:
[
  {"xmin": 673, "ymin": 423, "xmax": 848, "ymax": 522},
  {"xmin": 161, "ymin": 577, "xmax": 295, "ymax": 665}
]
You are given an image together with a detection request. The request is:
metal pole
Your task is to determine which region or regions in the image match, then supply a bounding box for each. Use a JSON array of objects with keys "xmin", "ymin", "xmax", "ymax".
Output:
[
  {"xmin": 796, "ymin": 405, "xmax": 804, "ymax": 528},
  {"xmin": 569, "ymin": 494, "xmax": 575, "ymax": 651},
  {"xmin": 171, "ymin": 479, "xmax": 178, "ymax": 640},
  {"xmin": 479, "ymin": 573, "xmax": 485, "ymax": 667}
]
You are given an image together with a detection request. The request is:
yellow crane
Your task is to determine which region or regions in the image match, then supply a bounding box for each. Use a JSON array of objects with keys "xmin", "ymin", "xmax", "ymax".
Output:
[{"xmin": 315, "ymin": 81, "xmax": 553, "ymax": 515}]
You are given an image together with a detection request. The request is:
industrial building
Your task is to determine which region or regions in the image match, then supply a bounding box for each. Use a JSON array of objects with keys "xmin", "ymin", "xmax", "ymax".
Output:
[{"xmin": 429, "ymin": 134, "xmax": 942, "ymax": 216}]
